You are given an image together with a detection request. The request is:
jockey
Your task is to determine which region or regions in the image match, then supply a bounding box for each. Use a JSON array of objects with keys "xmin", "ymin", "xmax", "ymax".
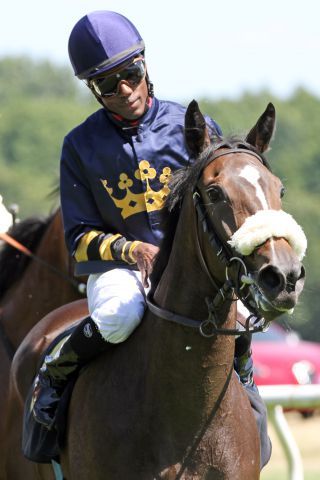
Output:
[{"xmin": 32, "ymin": 10, "xmax": 271, "ymax": 468}]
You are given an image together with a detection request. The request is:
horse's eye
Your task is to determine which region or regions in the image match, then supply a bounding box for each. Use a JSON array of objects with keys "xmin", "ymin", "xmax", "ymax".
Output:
[
  {"xmin": 280, "ymin": 186, "xmax": 286, "ymax": 198},
  {"xmin": 207, "ymin": 186, "xmax": 223, "ymax": 202}
]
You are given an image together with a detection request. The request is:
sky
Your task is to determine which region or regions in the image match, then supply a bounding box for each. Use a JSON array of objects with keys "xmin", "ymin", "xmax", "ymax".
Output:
[{"xmin": 1, "ymin": 0, "xmax": 319, "ymax": 102}]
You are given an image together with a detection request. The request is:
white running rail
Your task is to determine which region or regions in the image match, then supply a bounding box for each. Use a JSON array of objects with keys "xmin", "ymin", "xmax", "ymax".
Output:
[{"xmin": 259, "ymin": 384, "xmax": 320, "ymax": 480}]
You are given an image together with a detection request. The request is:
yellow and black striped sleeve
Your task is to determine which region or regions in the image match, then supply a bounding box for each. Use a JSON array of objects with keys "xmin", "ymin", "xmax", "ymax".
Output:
[{"xmin": 74, "ymin": 230, "xmax": 141, "ymax": 265}]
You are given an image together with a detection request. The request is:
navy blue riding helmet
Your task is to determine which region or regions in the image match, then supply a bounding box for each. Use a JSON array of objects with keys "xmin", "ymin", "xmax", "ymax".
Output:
[{"xmin": 68, "ymin": 10, "xmax": 145, "ymax": 80}]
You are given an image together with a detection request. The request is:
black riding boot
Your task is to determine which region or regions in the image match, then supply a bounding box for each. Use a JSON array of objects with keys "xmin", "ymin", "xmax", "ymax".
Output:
[
  {"xmin": 234, "ymin": 333, "xmax": 255, "ymax": 387},
  {"xmin": 32, "ymin": 317, "xmax": 110, "ymax": 430}
]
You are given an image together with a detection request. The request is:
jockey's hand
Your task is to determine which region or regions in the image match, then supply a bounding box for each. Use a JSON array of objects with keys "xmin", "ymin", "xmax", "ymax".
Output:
[{"xmin": 132, "ymin": 242, "xmax": 159, "ymax": 288}]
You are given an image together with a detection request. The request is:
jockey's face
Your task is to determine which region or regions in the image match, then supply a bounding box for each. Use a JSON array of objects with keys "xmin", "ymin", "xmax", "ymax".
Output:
[
  {"xmin": 87, "ymin": 57, "xmax": 149, "ymax": 120},
  {"xmin": 100, "ymin": 76, "xmax": 149, "ymax": 120}
]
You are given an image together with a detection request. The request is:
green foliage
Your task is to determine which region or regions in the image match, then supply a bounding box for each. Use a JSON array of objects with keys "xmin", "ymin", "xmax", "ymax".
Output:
[
  {"xmin": 0, "ymin": 56, "xmax": 96, "ymax": 214},
  {"xmin": 0, "ymin": 56, "xmax": 78, "ymax": 102},
  {"xmin": 0, "ymin": 56, "xmax": 319, "ymax": 341}
]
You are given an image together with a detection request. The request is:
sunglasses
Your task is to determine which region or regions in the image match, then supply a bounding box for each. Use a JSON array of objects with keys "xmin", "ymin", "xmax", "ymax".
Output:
[{"xmin": 88, "ymin": 58, "xmax": 146, "ymax": 97}]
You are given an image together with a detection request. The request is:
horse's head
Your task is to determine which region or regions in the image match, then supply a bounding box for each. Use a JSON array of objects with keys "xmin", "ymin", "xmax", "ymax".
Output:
[{"xmin": 185, "ymin": 100, "xmax": 306, "ymax": 324}]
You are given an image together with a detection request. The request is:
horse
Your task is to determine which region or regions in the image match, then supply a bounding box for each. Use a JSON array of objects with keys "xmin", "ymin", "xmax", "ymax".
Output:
[
  {"xmin": 0, "ymin": 209, "xmax": 85, "ymax": 479},
  {"xmin": 6, "ymin": 101, "xmax": 306, "ymax": 480}
]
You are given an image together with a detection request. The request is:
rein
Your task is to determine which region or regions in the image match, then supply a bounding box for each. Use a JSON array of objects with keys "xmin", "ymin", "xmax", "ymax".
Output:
[{"xmin": 147, "ymin": 148, "xmax": 271, "ymax": 338}]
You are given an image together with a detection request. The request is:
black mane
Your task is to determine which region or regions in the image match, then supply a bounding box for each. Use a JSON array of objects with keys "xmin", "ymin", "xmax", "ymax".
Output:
[
  {"xmin": 0, "ymin": 214, "xmax": 54, "ymax": 299},
  {"xmin": 150, "ymin": 138, "xmax": 270, "ymax": 293}
]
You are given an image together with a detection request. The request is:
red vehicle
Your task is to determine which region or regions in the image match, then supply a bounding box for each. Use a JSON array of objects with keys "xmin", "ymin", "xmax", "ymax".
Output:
[{"xmin": 252, "ymin": 322, "xmax": 320, "ymax": 388}]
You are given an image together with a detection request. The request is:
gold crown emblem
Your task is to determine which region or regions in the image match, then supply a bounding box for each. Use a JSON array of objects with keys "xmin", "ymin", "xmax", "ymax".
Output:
[{"xmin": 100, "ymin": 160, "xmax": 171, "ymax": 219}]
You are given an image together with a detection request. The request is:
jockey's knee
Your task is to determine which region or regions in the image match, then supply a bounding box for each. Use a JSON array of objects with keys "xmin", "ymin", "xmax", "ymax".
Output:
[{"xmin": 92, "ymin": 299, "xmax": 145, "ymax": 344}]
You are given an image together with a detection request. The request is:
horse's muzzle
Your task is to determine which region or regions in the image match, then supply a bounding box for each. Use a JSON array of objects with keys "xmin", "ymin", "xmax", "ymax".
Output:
[{"xmin": 256, "ymin": 261, "xmax": 306, "ymax": 316}]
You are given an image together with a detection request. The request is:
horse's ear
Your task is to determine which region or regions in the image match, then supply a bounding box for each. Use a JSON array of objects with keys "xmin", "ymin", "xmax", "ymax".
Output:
[
  {"xmin": 245, "ymin": 103, "xmax": 276, "ymax": 153},
  {"xmin": 185, "ymin": 100, "xmax": 211, "ymax": 157}
]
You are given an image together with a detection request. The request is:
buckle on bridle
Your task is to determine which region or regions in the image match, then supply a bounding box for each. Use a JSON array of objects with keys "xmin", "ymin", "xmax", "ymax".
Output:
[
  {"xmin": 199, "ymin": 299, "xmax": 219, "ymax": 338},
  {"xmin": 226, "ymin": 256, "xmax": 249, "ymax": 291},
  {"xmin": 199, "ymin": 292, "xmax": 271, "ymax": 338}
]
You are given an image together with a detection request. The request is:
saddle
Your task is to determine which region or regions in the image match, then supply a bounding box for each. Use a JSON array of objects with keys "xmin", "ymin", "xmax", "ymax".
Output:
[{"xmin": 22, "ymin": 325, "xmax": 78, "ymax": 464}]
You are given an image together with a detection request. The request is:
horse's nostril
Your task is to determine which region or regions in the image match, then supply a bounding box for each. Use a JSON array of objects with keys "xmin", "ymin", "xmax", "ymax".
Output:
[
  {"xmin": 259, "ymin": 264, "xmax": 305, "ymax": 296},
  {"xmin": 258, "ymin": 265, "xmax": 285, "ymax": 294},
  {"xmin": 286, "ymin": 265, "xmax": 305, "ymax": 293},
  {"xmin": 298, "ymin": 265, "xmax": 306, "ymax": 281},
  {"xmin": 286, "ymin": 273, "xmax": 296, "ymax": 293}
]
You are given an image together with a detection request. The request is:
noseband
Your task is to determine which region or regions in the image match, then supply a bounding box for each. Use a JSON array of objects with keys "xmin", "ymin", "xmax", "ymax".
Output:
[{"xmin": 147, "ymin": 147, "xmax": 271, "ymax": 338}]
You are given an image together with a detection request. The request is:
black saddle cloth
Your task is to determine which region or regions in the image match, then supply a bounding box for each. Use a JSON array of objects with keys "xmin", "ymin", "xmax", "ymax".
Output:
[{"xmin": 22, "ymin": 325, "xmax": 77, "ymax": 464}]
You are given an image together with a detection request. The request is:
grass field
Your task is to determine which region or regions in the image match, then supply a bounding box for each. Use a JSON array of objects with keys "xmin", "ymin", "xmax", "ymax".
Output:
[{"xmin": 260, "ymin": 410, "xmax": 320, "ymax": 480}]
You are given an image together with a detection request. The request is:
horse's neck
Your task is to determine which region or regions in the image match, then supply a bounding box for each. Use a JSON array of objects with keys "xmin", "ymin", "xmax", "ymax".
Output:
[
  {"xmin": 154, "ymin": 195, "xmax": 225, "ymax": 319},
  {"xmin": 149, "ymin": 195, "xmax": 236, "ymax": 415}
]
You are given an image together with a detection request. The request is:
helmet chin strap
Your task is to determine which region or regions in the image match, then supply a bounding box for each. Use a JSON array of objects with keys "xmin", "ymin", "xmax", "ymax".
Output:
[{"xmin": 146, "ymin": 73, "xmax": 154, "ymax": 97}]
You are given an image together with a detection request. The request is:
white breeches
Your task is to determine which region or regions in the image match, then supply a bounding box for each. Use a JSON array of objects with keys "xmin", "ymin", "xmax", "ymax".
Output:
[{"xmin": 86, "ymin": 268, "xmax": 147, "ymax": 344}]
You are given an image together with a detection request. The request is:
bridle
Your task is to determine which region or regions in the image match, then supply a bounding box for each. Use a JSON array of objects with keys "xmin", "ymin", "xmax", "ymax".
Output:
[{"xmin": 147, "ymin": 147, "xmax": 272, "ymax": 338}]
